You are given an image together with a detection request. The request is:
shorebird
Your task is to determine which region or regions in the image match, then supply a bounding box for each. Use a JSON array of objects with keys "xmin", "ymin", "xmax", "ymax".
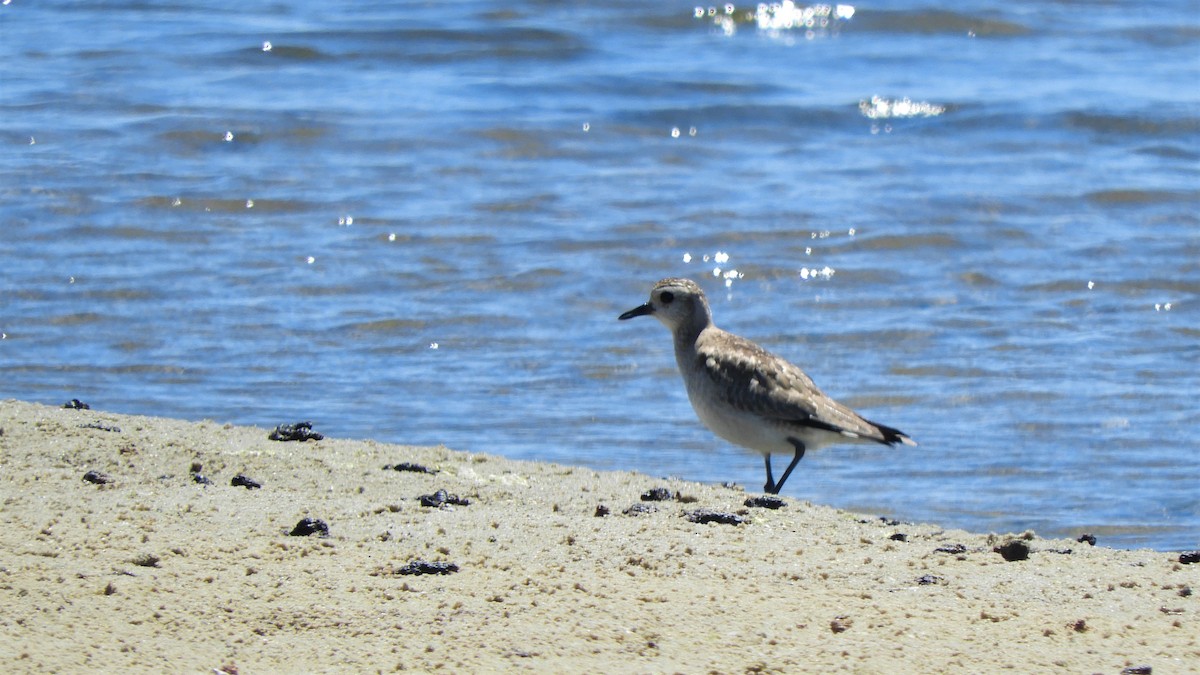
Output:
[{"xmin": 619, "ymin": 277, "xmax": 916, "ymax": 495}]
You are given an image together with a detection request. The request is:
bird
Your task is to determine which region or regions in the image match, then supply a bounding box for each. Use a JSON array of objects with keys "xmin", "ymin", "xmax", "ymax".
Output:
[{"xmin": 618, "ymin": 277, "xmax": 916, "ymax": 495}]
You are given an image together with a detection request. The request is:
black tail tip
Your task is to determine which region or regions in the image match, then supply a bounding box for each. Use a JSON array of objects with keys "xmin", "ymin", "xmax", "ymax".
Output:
[{"xmin": 876, "ymin": 422, "xmax": 917, "ymax": 447}]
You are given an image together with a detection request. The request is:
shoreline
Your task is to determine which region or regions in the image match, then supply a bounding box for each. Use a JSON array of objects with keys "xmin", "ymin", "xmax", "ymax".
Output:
[{"xmin": 1, "ymin": 399, "xmax": 1196, "ymax": 672}]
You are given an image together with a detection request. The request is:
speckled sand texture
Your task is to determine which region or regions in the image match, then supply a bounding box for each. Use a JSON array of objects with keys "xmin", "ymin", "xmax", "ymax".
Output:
[{"xmin": 1, "ymin": 399, "xmax": 1196, "ymax": 673}]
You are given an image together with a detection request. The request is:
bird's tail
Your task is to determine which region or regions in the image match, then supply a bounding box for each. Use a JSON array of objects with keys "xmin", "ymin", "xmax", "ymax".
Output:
[{"xmin": 869, "ymin": 420, "xmax": 917, "ymax": 447}]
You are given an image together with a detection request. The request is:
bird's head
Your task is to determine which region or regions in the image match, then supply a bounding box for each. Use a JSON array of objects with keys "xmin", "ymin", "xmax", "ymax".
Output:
[{"xmin": 618, "ymin": 277, "xmax": 712, "ymax": 335}]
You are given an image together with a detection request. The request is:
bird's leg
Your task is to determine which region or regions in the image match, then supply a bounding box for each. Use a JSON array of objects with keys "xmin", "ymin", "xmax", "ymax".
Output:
[
  {"xmin": 772, "ymin": 439, "xmax": 807, "ymax": 494},
  {"xmin": 763, "ymin": 454, "xmax": 777, "ymax": 494}
]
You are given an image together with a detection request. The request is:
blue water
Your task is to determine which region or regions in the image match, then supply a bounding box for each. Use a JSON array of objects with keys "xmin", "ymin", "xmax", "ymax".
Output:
[{"xmin": 2, "ymin": 1, "xmax": 1197, "ymax": 550}]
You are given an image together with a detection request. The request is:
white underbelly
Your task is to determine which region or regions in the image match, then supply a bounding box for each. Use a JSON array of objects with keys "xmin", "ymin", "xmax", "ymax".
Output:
[{"xmin": 685, "ymin": 385, "xmax": 795, "ymax": 455}]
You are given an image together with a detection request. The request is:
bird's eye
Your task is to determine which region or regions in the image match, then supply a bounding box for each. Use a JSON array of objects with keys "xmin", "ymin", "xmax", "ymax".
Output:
[{"xmin": 659, "ymin": 291, "xmax": 674, "ymax": 305}]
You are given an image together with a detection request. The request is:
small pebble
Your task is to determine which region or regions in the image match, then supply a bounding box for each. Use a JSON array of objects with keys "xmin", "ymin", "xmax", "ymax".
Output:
[
  {"xmin": 63, "ymin": 399, "xmax": 90, "ymax": 410},
  {"xmin": 82, "ymin": 470, "xmax": 113, "ymax": 485},
  {"xmin": 935, "ymin": 544, "xmax": 967, "ymax": 555},
  {"xmin": 289, "ymin": 517, "xmax": 329, "ymax": 537},
  {"xmin": 994, "ymin": 540, "xmax": 1030, "ymax": 562},
  {"xmin": 268, "ymin": 421, "xmax": 324, "ymax": 442},
  {"xmin": 623, "ymin": 503, "xmax": 656, "ymax": 516},
  {"xmin": 385, "ymin": 462, "xmax": 437, "ymax": 474},
  {"xmin": 1077, "ymin": 533, "xmax": 1097, "ymax": 546},
  {"xmin": 594, "ymin": 505, "xmax": 611, "ymax": 517},
  {"xmin": 744, "ymin": 495, "xmax": 786, "ymax": 509},
  {"xmin": 684, "ymin": 509, "xmax": 747, "ymax": 526},
  {"xmin": 418, "ymin": 489, "xmax": 469, "ymax": 508},
  {"xmin": 192, "ymin": 473, "xmax": 213, "ymax": 485},
  {"xmin": 396, "ymin": 560, "xmax": 458, "ymax": 576},
  {"xmin": 231, "ymin": 474, "xmax": 262, "ymax": 489},
  {"xmin": 640, "ymin": 487, "xmax": 672, "ymax": 502},
  {"xmin": 1179, "ymin": 551, "xmax": 1200, "ymax": 565},
  {"xmin": 889, "ymin": 533, "xmax": 908, "ymax": 542}
]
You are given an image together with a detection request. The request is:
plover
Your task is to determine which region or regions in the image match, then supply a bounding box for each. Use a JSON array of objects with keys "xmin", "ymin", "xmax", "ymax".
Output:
[{"xmin": 619, "ymin": 277, "xmax": 916, "ymax": 495}]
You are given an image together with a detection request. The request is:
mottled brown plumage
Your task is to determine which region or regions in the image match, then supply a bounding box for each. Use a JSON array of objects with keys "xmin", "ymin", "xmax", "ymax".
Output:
[{"xmin": 620, "ymin": 277, "xmax": 915, "ymax": 494}]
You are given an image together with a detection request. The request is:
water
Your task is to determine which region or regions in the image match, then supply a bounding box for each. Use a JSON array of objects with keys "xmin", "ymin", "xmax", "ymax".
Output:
[{"xmin": 2, "ymin": 1, "xmax": 1197, "ymax": 550}]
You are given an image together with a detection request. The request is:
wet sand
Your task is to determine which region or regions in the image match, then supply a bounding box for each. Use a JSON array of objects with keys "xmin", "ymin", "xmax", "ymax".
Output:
[{"xmin": 1, "ymin": 399, "xmax": 1196, "ymax": 673}]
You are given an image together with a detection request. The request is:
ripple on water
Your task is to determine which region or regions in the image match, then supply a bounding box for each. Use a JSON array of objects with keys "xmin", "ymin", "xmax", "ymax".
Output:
[{"xmin": 850, "ymin": 8, "xmax": 1031, "ymax": 37}]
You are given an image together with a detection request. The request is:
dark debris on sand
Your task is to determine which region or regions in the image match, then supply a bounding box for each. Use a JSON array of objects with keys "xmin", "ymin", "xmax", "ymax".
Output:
[
  {"xmin": 684, "ymin": 509, "xmax": 748, "ymax": 526},
  {"xmin": 994, "ymin": 539, "xmax": 1030, "ymax": 562},
  {"xmin": 82, "ymin": 470, "xmax": 113, "ymax": 485},
  {"xmin": 744, "ymin": 495, "xmax": 786, "ymax": 509},
  {"xmin": 640, "ymin": 487, "xmax": 673, "ymax": 502},
  {"xmin": 385, "ymin": 462, "xmax": 438, "ymax": 474},
  {"xmin": 231, "ymin": 473, "xmax": 262, "ymax": 489},
  {"xmin": 418, "ymin": 489, "xmax": 469, "ymax": 508},
  {"xmin": 396, "ymin": 560, "xmax": 459, "ymax": 576},
  {"xmin": 268, "ymin": 421, "xmax": 324, "ymax": 442},
  {"xmin": 78, "ymin": 421, "xmax": 121, "ymax": 432},
  {"xmin": 289, "ymin": 517, "xmax": 329, "ymax": 537}
]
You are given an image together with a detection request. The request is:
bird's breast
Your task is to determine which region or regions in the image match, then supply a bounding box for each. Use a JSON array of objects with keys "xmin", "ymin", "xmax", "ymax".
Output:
[{"xmin": 680, "ymin": 364, "xmax": 795, "ymax": 455}]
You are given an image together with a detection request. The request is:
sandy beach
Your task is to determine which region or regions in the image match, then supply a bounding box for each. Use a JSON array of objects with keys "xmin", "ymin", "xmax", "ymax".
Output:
[{"xmin": 0, "ymin": 399, "xmax": 1195, "ymax": 673}]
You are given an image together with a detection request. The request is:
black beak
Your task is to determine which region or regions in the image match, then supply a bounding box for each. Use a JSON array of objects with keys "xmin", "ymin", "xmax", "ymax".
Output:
[{"xmin": 618, "ymin": 303, "xmax": 654, "ymax": 320}]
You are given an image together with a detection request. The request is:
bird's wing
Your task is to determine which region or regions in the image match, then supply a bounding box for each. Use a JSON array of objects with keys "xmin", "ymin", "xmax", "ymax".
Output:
[{"xmin": 695, "ymin": 329, "xmax": 890, "ymax": 442}]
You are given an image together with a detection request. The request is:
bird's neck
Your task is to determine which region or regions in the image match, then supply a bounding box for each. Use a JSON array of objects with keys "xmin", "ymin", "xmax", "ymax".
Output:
[{"xmin": 672, "ymin": 316, "xmax": 711, "ymax": 365}]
